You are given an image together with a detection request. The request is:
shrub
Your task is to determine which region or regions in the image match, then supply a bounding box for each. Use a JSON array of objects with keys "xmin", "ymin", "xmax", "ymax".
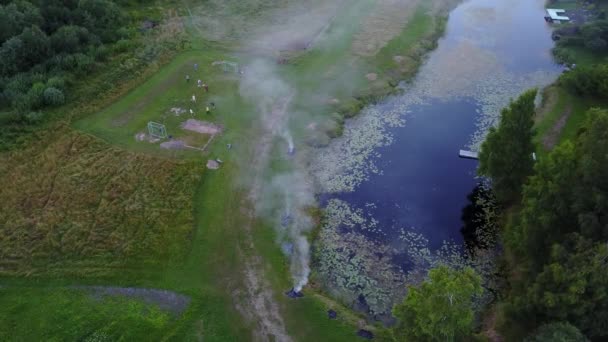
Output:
[
  {"xmin": 46, "ymin": 76, "xmax": 65, "ymax": 90},
  {"xmin": 113, "ymin": 39, "xmax": 131, "ymax": 53},
  {"xmin": 525, "ymin": 322, "xmax": 588, "ymax": 342},
  {"xmin": 25, "ymin": 82, "xmax": 46, "ymax": 110},
  {"xmin": 23, "ymin": 111, "xmax": 43, "ymax": 124},
  {"xmin": 43, "ymin": 87, "xmax": 65, "ymax": 106},
  {"xmin": 74, "ymin": 53, "xmax": 95, "ymax": 73},
  {"xmin": 552, "ymin": 47, "xmax": 574, "ymax": 65},
  {"xmin": 560, "ymin": 64, "xmax": 608, "ymax": 97},
  {"xmin": 90, "ymin": 45, "xmax": 110, "ymax": 61},
  {"xmin": 585, "ymin": 37, "xmax": 607, "ymax": 52}
]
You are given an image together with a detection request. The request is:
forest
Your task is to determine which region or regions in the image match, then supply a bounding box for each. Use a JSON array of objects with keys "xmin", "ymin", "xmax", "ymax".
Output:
[
  {"xmin": 477, "ymin": 66, "xmax": 608, "ymax": 341},
  {"xmin": 0, "ymin": 0, "xmax": 132, "ymax": 149}
]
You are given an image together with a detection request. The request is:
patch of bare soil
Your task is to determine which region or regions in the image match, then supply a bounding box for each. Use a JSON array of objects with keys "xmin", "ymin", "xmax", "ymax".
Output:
[
  {"xmin": 181, "ymin": 119, "xmax": 223, "ymax": 135},
  {"xmin": 206, "ymin": 160, "xmax": 220, "ymax": 169},
  {"xmin": 160, "ymin": 139, "xmax": 186, "ymax": 150},
  {"xmin": 352, "ymin": 0, "xmax": 421, "ymax": 56},
  {"xmin": 82, "ymin": 286, "xmax": 190, "ymax": 316},
  {"xmin": 366, "ymin": 73, "xmax": 378, "ymax": 81},
  {"xmin": 542, "ymin": 106, "xmax": 572, "ymax": 150}
]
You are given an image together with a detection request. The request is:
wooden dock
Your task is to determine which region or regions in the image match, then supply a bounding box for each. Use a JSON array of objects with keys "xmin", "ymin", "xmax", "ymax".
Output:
[{"xmin": 459, "ymin": 150, "xmax": 479, "ymax": 160}]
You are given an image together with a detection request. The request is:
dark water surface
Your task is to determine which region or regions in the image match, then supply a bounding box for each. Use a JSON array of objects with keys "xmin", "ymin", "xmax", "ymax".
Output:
[
  {"xmin": 335, "ymin": 99, "xmax": 479, "ymax": 248},
  {"xmin": 332, "ymin": 0, "xmax": 562, "ymax": 249}
]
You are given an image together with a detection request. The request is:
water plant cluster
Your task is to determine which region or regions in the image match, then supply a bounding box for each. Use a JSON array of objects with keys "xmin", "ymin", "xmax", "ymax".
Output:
[
  {"xmin": 315, "ymin": 199, "xmax": 406, "ymax": 317},
  {"xmin": 315, "ymin": 195, "xmax": 500, "ymax": 316}
]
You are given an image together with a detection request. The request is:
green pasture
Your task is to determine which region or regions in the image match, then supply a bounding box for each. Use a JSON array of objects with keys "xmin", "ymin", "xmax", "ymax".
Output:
[
  {"xmin": 75, "ymin": 50, "xmax": 250, "ymax": 160},
  {"xmin": 0, "ymin": 287, "xmax": 173, "ymax": 341}
]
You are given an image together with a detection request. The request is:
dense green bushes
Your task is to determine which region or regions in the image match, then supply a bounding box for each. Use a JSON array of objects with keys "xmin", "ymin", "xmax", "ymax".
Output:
[
  {"xmin": 0, "ymin": 0, "xmax": 136, "ymax": 149},
  {"xmin": 476, "ymin": 79, "xmax": 608, "ymax": 339},
  {"xmin": 0, "ymin": 0, "xmax": 126, "ymax": 110},
  {"xmin": 478, "ymin": 90, "xmax": 537, "ymax": 204},
  {"xmin": 559, "ymin": 63, "xmax": 608, "ymax": 97},
  {"xmin": 392, "ymin": 266, "xmax": 482, "ymax": 341},
  {"xmin": 495, "ymin": 108, "xmax": 608, "ymax": 340},
  {"xmin": 555, "ymin": 20, "xmax": 608, "ymax": 54}
]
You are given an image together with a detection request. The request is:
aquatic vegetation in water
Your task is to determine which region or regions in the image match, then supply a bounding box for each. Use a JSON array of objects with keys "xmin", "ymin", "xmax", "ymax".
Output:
[
  {"xmin": 316, "ymin": 198, "xmax": 501, "ymax": 316},
  {"xmin": 312, "ymin": 10, "xmax": 560, "ymax": 192},
  {"xmin": 315, "ymin": 199, "xmax": 495, "ymax": 314},
  {"xmin": 315, "ymin": 199, "xmax": 406, "ymax": 316},
  {"xmin": 312, "ymin": 106, "xmax": 405, "ymax": 193}
]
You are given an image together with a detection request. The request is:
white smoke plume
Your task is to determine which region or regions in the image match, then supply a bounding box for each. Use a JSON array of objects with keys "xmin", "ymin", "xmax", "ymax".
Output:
[
  {"xmin": 238, "ymin": 59, "xmax": 317, "ymax": 291},
  {"xmin": 206, "ymin": 0, "xmax": 366, "ymax": 292}
]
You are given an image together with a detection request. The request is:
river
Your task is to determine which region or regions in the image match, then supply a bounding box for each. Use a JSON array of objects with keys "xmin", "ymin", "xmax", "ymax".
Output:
[{"xmin": 312, "ymin": 0, "xmax": 562, "ymax": 317}]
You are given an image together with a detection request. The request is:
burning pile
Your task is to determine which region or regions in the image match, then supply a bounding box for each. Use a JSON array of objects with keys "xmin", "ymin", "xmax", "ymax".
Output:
[{"xmin": 285, "ymin": 288, "xmax": 304, "ymax": 299}]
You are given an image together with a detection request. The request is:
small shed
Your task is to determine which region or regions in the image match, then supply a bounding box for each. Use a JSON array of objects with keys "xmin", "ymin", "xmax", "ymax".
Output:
[{"xmin": 546, "ymin": 9, "xmax": 570, "ymax": 23}]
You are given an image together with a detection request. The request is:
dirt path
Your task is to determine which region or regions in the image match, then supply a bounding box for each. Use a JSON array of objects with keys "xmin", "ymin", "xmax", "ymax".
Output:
[
  {"xmin": 231, "ymin": 96, "xmax": 295, "ymax": 341},
  {"xmin": 542, "ymin": 105, "xmax": 572, "ymax": 150}
]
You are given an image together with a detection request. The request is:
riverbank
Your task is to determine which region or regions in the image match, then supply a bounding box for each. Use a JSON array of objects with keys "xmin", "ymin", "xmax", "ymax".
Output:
[
  {"xmin": 311, "ymin": 0, "xmax": 563, "ymax": 326},
  {"xmin": 535, "ymin": 0, "xmax": 608, "ymax": 151}
]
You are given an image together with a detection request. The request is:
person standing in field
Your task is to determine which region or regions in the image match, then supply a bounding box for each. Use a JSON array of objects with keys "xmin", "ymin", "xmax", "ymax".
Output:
[
  {"xmin": 186, "ymin": 74, "xmax": 190, "ymax": 82},
  {"xmin": 203, "ymin": 83, "xmax": 209, "ymax": 92}
]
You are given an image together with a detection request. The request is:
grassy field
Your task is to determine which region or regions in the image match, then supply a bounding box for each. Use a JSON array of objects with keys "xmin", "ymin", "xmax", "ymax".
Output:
[
  {"xmin": 535, "ymin": 85, "xmax": 608, "ymax": 154},
  {"xmin": 0, "ymin": 128, "xmax": 202, "ymax": 278},
  {"xmin": 0, "ymin": 0, "xmax": 451, "ymax": 340},
  {"xmin": 0, "ymin": 287, "xmax": 175, "ymax": 341}
]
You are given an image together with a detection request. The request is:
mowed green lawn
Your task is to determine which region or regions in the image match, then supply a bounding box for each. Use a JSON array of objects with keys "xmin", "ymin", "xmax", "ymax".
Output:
[
  {"xmin": 75, "ymin": 50, "xmax": 252, "ymax": 161},
  {"xmin": 0, "ymin": 287, "xmax": 174, "ymax": 341}
]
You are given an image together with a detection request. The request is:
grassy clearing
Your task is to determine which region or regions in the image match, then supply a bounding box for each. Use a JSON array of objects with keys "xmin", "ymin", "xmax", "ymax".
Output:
[
  {"xmin": 74, "ymin": 50, "xmax": 249, "ymax": 159},
  {"xmin": 545, "ymin": 0, "xmax": 580, "ymax": 10},
  {"xmin": 535, "ymin": 85, "xmax": 608, "ymax": 155},
  {"xmin": 373, "ymin": 4, "xmax": 438, "ymax": 81},
  {"xmin": 0, "ymin": 287, "xmax": 173, "ymax": 341},
  {"xmin": 562, "ymin": 46, "xmax": 608, "ymax": 65}
]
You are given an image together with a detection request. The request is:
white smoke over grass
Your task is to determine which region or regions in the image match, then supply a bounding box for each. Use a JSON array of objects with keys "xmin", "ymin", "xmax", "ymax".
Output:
[
  {"xmin": 237, "ymin": 58, "xmax": 321, "ymax": 291},
  {"xmin": 227, "ymin": 0, "xmax": 379, "ymax": 292},
  {"xmin": 199, "ymin": 0, "xmax": 441, "ymax": 293}
]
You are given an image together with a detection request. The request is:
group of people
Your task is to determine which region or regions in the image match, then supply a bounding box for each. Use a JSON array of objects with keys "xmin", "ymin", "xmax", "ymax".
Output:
[{"xmin": 186, "ymin": 63, "xmax": 214, "ymax": 116}]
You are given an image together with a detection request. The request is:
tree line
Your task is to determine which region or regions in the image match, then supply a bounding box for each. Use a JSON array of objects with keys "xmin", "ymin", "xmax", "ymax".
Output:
[
  {"xmin": 0, "ymin": 0, "xmax": 130, "ymax": 149},
  {"xmin": 389, "ymin": 63, "xmax": 608, "ymax": 340}
]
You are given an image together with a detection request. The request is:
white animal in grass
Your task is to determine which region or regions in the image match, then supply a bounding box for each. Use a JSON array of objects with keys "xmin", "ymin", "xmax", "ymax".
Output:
[{"xmin": 192, "ymin": 95, "xmax": 196, "ymax": 102}]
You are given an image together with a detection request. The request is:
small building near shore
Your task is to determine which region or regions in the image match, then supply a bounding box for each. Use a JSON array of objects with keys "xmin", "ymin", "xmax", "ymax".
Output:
[{"xmin": 546, "ymin": 9, "xmax": 571, "ymax": 23}]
